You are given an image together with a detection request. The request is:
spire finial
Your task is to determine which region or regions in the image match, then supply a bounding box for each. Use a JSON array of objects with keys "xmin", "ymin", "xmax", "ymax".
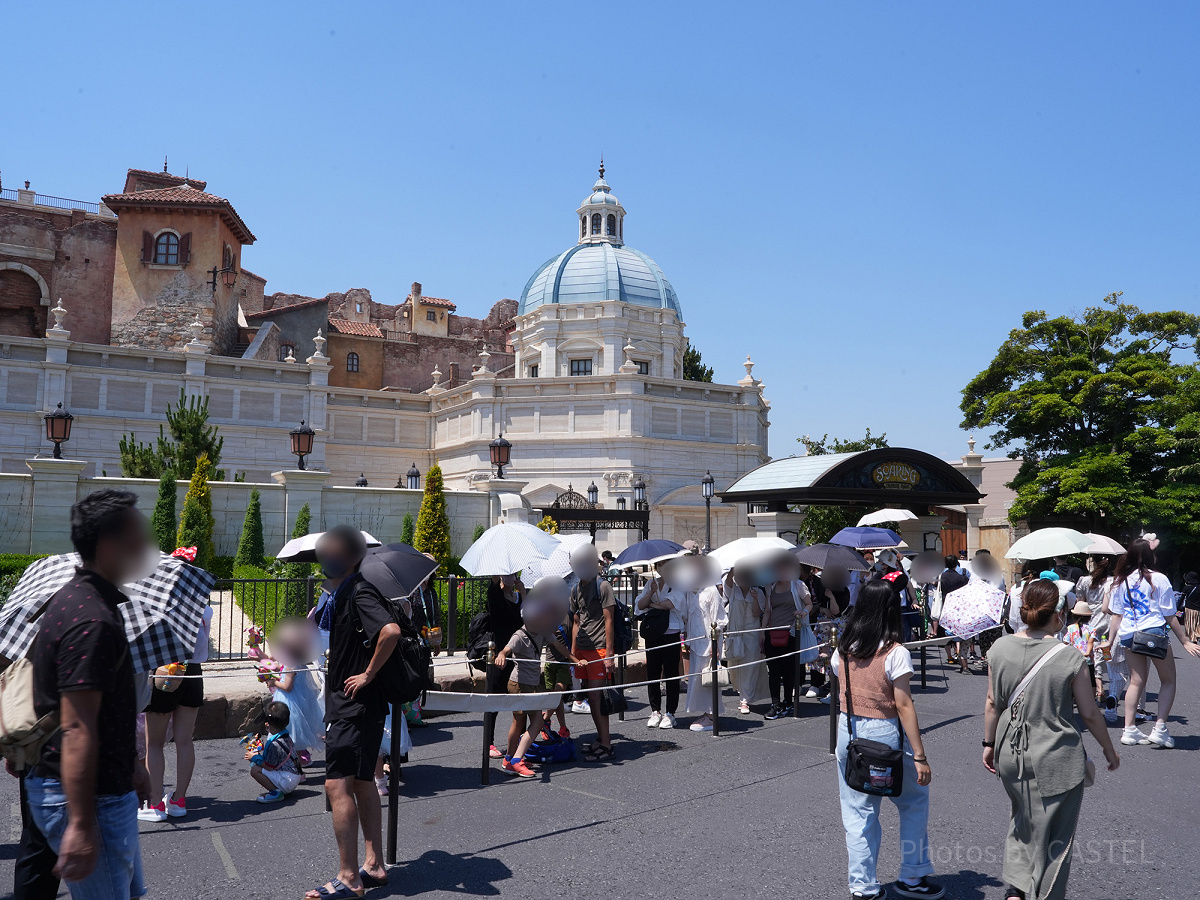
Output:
[
  {"xmin": 598, "ymin": 154, "xmax": 604, "ymax": 179},
  {"xmin": 163, "ymin": 155, "xmax": 168, "ymax": 173}
]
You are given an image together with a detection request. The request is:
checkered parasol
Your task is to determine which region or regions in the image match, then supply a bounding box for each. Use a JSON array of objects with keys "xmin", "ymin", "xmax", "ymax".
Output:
[{"xmin": 0, "ymin": 553, "xmax": 214, "ymax": 673}]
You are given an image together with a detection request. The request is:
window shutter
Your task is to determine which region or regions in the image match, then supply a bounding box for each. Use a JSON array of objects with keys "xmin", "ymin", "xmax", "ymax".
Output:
[
  {"xmin": 179, "ymin": 232, "xmax": 192, "ymax": 267},
  {"xmin": 142, "ymin": 231, "xmax": 153, "ymax": 263}
]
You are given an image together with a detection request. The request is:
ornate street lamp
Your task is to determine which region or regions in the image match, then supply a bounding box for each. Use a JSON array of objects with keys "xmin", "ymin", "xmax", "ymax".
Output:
[
  {"xmin": 289, "ymin": 420, "xmax": 315, "ymax": 470},
  {"xmin": 44, "ymin": 403, "xmax": 74, "ymax": 459},
  {"xmin": 355, "ymin": 473, "xmax": 368, "ymax": 487},
  {"xmin": 587, "ymin": 481, "xmax": 599, "ymax": 507},
  {"xmin": 489, "ymin": 433, "xmax": 512, "ymax": 479},
  {"xmin": 616, "ymin": 497, "xmax": 627, "ymax": 511},
  {"xmin": 701, "ymin": 471, "xmax": 715, "ymax": 552},
  {"xmin": 207, "ymin": 264, "xmax": 237, "ymax": 292},
  {"xmin": 632, "ymin": 476, "xmax": 647, "ymax": 509},
  {"xmin": 406, "ymin": 462, "xmax": 421, "ymax": 490}
]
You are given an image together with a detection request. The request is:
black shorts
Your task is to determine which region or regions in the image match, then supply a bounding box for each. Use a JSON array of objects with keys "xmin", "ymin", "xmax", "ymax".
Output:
[
  {"xmin": 146, "ymin": 662, "xmax": 204, "ymax": 713},
  {"xmin": 326, "ymin": 716, "xmax": 386, "ymax": 782}
]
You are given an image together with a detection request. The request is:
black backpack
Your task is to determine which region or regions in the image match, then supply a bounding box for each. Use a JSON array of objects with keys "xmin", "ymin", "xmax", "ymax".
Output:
[
  {"xmin": 466, "ymin": 611, "xmax": 493, "ymax": 673},
  {"xmin": 349, "ymin": 585, "xmax": 434, "ymax": 705}
]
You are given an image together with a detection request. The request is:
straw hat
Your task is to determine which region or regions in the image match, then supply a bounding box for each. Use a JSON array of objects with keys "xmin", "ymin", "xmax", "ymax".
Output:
[{"xmin": 1070, "ymin": 599, "xmax": 1092, "ymax": 617}]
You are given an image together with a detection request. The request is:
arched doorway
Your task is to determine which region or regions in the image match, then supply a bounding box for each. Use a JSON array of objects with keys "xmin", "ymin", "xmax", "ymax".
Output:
[{"xmin": 0, "ymin": 264, "xmax": 49, "ymax": 338}]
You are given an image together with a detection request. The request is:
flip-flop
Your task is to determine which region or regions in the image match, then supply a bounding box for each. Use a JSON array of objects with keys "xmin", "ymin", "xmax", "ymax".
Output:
[
  {"xmin": 359, "ymin": 868, "xmax": 389, "ymax": 890},
  {"xmin": 306, "ymin": 878, "xmax": 365, "ymax": 899}
]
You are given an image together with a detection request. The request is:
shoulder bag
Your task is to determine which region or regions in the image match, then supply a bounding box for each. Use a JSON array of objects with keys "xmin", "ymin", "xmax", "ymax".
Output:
[
  {"xmin": 841, "ymin": 652, "xmax": 905, "ymax": 797},
  {"xmin": 1003, "ymin": 641, "xmax": 1094, "ymax": 785}
]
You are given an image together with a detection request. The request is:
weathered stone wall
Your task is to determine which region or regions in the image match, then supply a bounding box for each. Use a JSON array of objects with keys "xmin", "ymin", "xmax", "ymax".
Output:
[
  {"xmin": 109, "ymin": 275, "xmax": 216, "ymax": 350},
  {"xmin": 0, "ymin": 203, "xmax": 117, "ymax": 344},
  {"xmin": 383, "ymin": 336, "xmax": 515, "ymax": 390}
]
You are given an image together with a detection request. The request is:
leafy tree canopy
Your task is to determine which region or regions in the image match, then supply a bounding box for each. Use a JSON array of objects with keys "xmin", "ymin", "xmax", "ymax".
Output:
[
  {"xmin": 795, "ymin": 429, "xmax": 889, "ymax": 545},
  {"xmin": 960, "ymin": 294, "xmax": 1200, "ymax": 555}
]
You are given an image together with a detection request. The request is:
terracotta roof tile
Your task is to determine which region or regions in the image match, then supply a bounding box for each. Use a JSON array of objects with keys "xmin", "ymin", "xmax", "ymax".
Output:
[
  {"xmin": 412, "ymin": 295, "xmax": 456, "ymax": 310},
  {"xmin": 102, "ymin": 184, "xmax": 255, "ymax": 244},
  {"xmin": 328, "ymin": 317, "xmax": 384, "ymax": 338},
  {"xmin": 124, "ymin": 168, "xmax": 207, "ymax": 191}
]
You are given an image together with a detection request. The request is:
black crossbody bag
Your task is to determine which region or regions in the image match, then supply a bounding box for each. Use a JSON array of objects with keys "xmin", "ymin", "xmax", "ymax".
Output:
[{"xmin": 842, "ymin": 652, "xmax": 906, "ymax": 797}]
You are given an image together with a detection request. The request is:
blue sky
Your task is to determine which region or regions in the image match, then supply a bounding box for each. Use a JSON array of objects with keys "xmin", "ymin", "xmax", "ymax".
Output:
[{"xmin": 4, "ymin": 3, "xmax": 1197, "ymax": 461}]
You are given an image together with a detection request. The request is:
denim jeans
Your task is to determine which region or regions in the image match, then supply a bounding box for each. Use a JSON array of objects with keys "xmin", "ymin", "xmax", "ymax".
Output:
[
  {"xmin": 24, "ymin": 776, "xmax": 145, "ymax": 900},
  {"xmin": 835, "ymin": 714, "xmax": 934, "ymax": 894}
]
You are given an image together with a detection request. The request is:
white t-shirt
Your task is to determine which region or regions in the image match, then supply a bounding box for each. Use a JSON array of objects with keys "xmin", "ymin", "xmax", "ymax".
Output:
[
  {"xmin": 1006, "ymin": 584, "xmax": 1028, "ymax": 635},
  {"xmin": 1110, "ymin": 571, "xmax": 1175, "ymax": 639},
  {"xmin": 830, "ymin": 643, "xmax": 914, "ymax": 684},
  {"xmin": 191, "ymin": 605, "xmax": 213, "ymax": 663}
]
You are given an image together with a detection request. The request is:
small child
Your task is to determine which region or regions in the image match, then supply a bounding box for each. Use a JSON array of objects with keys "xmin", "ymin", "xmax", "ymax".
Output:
[
  {"xmin": 493, "ymin": 576, "xmax": 579, "ymax": 778},
  {"xmin": 265, "ymin": 620, "xmax": 325, "ymax": 768},
  {"xmin": 247, "ymin": 701, "xmax": 300, "ymax": 803},
  {"xmin": 1063, "ymin": 598, "xmax": 1099, "ymax": 696}
]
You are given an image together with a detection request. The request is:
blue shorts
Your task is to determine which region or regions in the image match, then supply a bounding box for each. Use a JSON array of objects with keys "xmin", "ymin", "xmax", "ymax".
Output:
[
  {"xmin": 25, "ymin": 776, "xmax": 145, "ymax": 900},
  {"xmin": 1119, "ymin": 624, "xmax": 1169, "ymax": 650}
]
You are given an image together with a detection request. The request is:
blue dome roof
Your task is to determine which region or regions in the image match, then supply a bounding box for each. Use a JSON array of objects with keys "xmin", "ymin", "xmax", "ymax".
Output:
[{"xmin": 518, "ymin": 243, "xmax": 681, "ymax": 316}]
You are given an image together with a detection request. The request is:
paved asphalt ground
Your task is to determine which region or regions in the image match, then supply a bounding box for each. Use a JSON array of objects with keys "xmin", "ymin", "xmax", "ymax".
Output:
[{"xmin": 4, "ymin": 648, "xmax": 1198, "ymax": 900}]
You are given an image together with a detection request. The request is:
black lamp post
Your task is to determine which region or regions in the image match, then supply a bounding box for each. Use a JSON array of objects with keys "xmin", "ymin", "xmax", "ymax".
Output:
[
  {"xmin": 355, "ymin": 473, "xmax": 368, "ymax": 487},
  {"xmin": 701, "ymin": 470, "xmax": 715, "ymax": 552},
  {"xmin": 406, "ymin": 463, "xmax": 421, "ymax": 491},
  {"xmin": 289, "ymin": 420, "xmax": 315, "ymax": 470},
  {"xmin": 44, "ymin": 403, "xmax": 73, "ymax": 459},
  {"xmin": 617, "ymin": 497, "xmax": 627, "ymax": 511},
  {"xmin": 489, "ymin": 433, "xmax": 512, "ymax": 479},
  {"xmin": 587, "ymin": 481, "xmax": 599, "ymax": 506},
  {"xmin": 632, "ymin": 476, "xmax": 647, "ymax": 509}
]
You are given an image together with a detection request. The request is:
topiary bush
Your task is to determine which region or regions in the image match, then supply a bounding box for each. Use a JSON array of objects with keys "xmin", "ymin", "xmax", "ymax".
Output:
[{"xmin": 234, "ymin": 489, "xmax": 265, "ymax": 568}]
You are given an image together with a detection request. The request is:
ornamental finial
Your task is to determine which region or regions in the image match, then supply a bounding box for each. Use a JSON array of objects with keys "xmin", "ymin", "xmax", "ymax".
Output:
[{"xmin": 599, "ymin": 154, "xmax": 604, "ymax": 179}]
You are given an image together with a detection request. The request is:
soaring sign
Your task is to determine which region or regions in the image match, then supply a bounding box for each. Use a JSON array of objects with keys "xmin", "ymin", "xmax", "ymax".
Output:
[{"xmin": 871, "ymin": 462, "xmax": 921, "ymax": 490}]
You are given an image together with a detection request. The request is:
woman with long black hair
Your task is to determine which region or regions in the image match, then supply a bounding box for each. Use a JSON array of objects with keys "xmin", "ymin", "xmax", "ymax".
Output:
[
  {"xmin": 832, "ymin": 580, "xmax": 941, "ymax": 900},
  {"xmin": 1108, "ymin": 539, "xmax": 1200, "ymax": 748}
]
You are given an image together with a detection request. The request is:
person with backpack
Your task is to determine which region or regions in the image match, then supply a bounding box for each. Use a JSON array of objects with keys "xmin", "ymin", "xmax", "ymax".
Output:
[
  {"xmin": 1108, "ymin": 540, "xmax": 1200, "ymax": 749},
  {"xmin": 305, "ymin": 525, "xmax": 401, "ymax": 900},
  {"xmin": 23, "ymin": 490, "xmax": 153, "ymax": 900},
  {"xmin": 633, "ymin": 563, "xmax": 685, "ymax": 729},
  {"xmin": 833, "ymin": 579, "xmax": 941, "ymax": 900},
  {"xmin": 569, "ymin": 544, "xmax": 618, "ymax": 761},
  {"xmin": 982, "ymin": 575, "xmax": 1119, "ymax": 900},
  {"xmin": 484, "ymin": 573, "xmax": 525, "ymax": 759}
]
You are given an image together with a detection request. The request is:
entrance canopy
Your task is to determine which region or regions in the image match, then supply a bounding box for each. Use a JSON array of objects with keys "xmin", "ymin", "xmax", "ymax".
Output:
[{"xmin": 718, "ymin": 447, "xmax": 983, "ymax": 511}]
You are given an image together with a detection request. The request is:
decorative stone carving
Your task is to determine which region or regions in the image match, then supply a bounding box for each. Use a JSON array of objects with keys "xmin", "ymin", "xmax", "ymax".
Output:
[{"xmin": 47, "ymin": 299, "xmax": 69, "ymax": 336}]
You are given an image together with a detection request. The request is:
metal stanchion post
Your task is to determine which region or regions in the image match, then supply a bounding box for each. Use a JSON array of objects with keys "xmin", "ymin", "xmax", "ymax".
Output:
[
  {"xmin": 445, "ymin": 576, "xmax": 458, "ymax": 656},
  {"xmin": 386, "ymin": 701, "xmax": 400, "ymax": 866},
  {"xmin": 480, "ymin": 640, "xmax": 495, "ymax": 786},
  {"xmin": 920, "ymin": 590, "xmax": 928, "ymax": 690},
  {"xmin": 828, "ymin": 622, "xmax": 840, "ymax": 755},
  {"xmin": 710, "ymin": 622, "xmax": 721, "ymax": 737}
]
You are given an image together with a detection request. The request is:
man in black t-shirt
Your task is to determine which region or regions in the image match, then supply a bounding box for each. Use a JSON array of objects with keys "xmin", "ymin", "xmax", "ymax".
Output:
[
  {"xmin": 27, "ymin": 489, "xmax": 151, "ymax": 898},
  {"xmin": 307, "ymin": 526, "xmax": 400, "ymax": 900}
]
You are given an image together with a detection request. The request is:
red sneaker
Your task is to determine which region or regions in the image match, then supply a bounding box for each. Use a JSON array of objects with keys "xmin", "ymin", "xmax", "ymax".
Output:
[
  {"xmin": 502, "ymin": 758, "xmax": 536, "ymax": 778},
  {"xmin": 165, "ymin": 794, "xmax": 187, "ymax": 818},
  {"xmin": 557, "ymin": 726, "xmax": 571, "ymax": 739}
]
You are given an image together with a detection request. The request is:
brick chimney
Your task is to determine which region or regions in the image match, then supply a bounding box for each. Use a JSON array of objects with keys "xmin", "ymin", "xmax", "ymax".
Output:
[{"xmin": 411, "ymin": 282, "xmax": 422, "ymax": 304}]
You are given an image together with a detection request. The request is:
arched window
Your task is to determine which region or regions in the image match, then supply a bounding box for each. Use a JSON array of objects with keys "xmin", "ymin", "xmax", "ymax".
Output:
[
  {"xmin": 153, "ymin": 232, "xmax": 179, "ymax": 265},
  {"xmin": 346, "ymin": 352, "xmax": 360, "ymax": 373},
  {"xmin": 222, "ymin": 243, "xmax": 235, "ymax": 270},
  {"xmin": 581, "ymin": 217, "xmax": 587, "ymax": 238},
  {"xmin": 591, "ymin": 213, "xmax": 601, "ymax": 235},
  {"xmin": 607, "ymin": 214, "xmax": 616, "ymax": 235},
  {"xmin": 278, "ymin": 344, "xmax": 295, "ymax": 361}
]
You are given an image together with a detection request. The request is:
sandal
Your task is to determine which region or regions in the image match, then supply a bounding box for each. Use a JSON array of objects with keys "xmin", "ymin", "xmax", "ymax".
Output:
[
  {"xmin": 358, "ymin": 868, "xmax": 389, "ymax": 890},
  {"xmin": 306, "ymin": 879, "xmax": 365, "ymax": 899},
  {"xmin": 585, "ymin": 744, "xmax": 615, "ymax": 761}
]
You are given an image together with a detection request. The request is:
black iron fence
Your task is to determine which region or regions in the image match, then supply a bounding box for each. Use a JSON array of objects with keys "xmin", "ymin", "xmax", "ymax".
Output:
[{"xmin": 210, "ymin": 571, "xmax": 646, "ymax": 660}]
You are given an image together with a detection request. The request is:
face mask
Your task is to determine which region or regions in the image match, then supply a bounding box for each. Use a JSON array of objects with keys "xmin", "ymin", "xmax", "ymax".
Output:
[
  {"xmin": 752, "ymin": 567, "xmax": 775, "ymax": 587},
  {"xmin": 320, "ymin": 558, "xmax": 349, "ymax": 580},
  {"xmin": 123, "ymin": 546, "xmax": 161, "ymax": 586}
]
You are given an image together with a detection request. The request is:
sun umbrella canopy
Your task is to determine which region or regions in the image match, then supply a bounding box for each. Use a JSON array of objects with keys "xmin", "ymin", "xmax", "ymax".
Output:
[
  {"xmin": 359, "ymin": 543, "xmax": 441, "ymax": 600},
  {"xmin": 0, "ymin": 553, "xmax": 214, "ymax": 672},
  {"xmin": 613, "ymin": 539, "xmax": 686, "ymax": 569},
  {"xmin": 277, "ymin": 530, "xmax": 382, "ymax": 563},
  {"xmin": 708, "ymin": 536, "xmax": 796, "ymax": 571},
  {"xmin": 1005, "ymin": 527, "xmax": 1093, "ymax": 561},
  {"xmin": 793, "ymin": 543, "xmax": 872, "ymax": 572},
  {"xmin": 856, "ymin": 508, "xmax": 919, "ymax": 527},
  {"xmin": 830, "ymin": 526, "xmax": 902, "ymax": 550},
  {"xmin": 1083, "ymin": 533, "xmax": 1126, "ymax": 556},
  {"xmin": 524, "ymin": 534, "xmax": 594, "ymax": 582},
  {"xmin": 459, "ymin": 522, "xmax": 561, "ymax": 577},
  {"xmin": 940, "ymin": 579, "xmax": 1005, "ymax": 639}
]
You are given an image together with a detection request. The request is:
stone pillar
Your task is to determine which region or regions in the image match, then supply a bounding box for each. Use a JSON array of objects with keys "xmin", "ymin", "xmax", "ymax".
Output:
[
  {"xmin": 471, "ymin": 478, "xmax": 529, "ymax": 526},
  {"xmin": 42, "ymin": 300, "xmax": 71, "ymax": 411},
  {"xmin": 964, "ymin": 503, "xmax": 986, "ymax": 557},
  {"xmin": 747, "ymin": 508, "xmax": 806, "ymax": 543},
  {"xmin": 182, "ymin": 317, "xmax": 209, "ymax": 397},
  {"xmin": 272, "ymin": 469, "xmax": 330, "ymax": 536},
  {"xmin": 26, "ymin": 458, "xmax": 88, "ymax": 554},
  {"xmin": 305, "ymin": 331, "xmax": 331, "ymax": 469}
]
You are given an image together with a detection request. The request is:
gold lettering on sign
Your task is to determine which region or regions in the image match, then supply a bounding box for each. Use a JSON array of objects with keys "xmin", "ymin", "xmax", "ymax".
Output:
[{"xmin": 871, "ymin": 462, "xmax": 920, "ymax": 490}]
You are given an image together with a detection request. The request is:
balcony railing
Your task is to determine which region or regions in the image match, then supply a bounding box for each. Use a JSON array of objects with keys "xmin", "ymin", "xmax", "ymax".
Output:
[{"xmin": 0, "ymin": 187, "xmax": 103, "ymax": 215}]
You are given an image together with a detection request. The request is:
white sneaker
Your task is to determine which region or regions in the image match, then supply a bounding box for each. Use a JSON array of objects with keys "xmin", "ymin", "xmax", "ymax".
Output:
[
  {"xmin": 689, "ymin": 716, "xmax": 713, "ymax": 732},
  {"xmin": 737, "ymin": 700, "xmax": 750, "ymax": 714},
  {"xmin": 571, "ymin": 700, "xmax": 591, "ymax": 715},
  {"xmin": 137, "ymin": 802, "xmax": 167, "ymax": 823},
  {"xmin": 646, "ymin": 711, "xmax": 662, "ymax": 728},
  {"xmin": 1140, "ymin": 724, "xmax": 1175, "ymax": 748},
  {"xmin": 658, "ymin": 713, "xmax": 676, "ymax": 729},
  {"xmin": 805, "ymin": 687, "xmax": 819, "ymax": 698},
  {"xmin": 1120, "ymin": 725, "xmax": 1143, "ymax": 746}
]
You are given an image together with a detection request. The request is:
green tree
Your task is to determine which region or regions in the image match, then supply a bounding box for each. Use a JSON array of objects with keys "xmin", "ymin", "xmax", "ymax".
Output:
[
  {"xmin": 175, "ymin": 453, "xmax": 216, "ymax": 569},
  {"xmin": 235, "ymin": 489, "xmax": 265, "ymax": 568},
  {"xmin": 682, "ymin": 343, "xmax": 714, "ymax": 383},
  {"xmin": 414, "ymin": 463, "xmax": 453, "ymax": 568},
  {"xmin": 961, "ymin": 294, "xmax": 1200, "ymax": 556},
  {"xmin": 471, "ymin": 523, "xmax": 486, "ymax": 543},
  {"xmin": 796, "ymin": 429, "xmax": 890, "ymax": 545},
  {"xmin": 150, "ymin": 471, "xmax": 177, "ymax": 553},
  {"xmin": 283, "ymin": 502, "xmax": 314, "ymax": 605},
  {"xmin": 400, "ymin": 512, "xmax": 415, "ymax": 546},
  {"xmin": 120, "ymin": 390, "xmax": 224, "ymax": 480}
]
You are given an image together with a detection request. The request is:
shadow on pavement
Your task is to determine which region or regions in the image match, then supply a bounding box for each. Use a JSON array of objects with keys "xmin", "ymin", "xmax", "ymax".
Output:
[
  {"xmin": 937, "ymin": 869, "xmax": 1004, "ymax": 899},
  {"xmin": 382, "ymin": 848, "xmax": 512, "ymax": 896}
]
